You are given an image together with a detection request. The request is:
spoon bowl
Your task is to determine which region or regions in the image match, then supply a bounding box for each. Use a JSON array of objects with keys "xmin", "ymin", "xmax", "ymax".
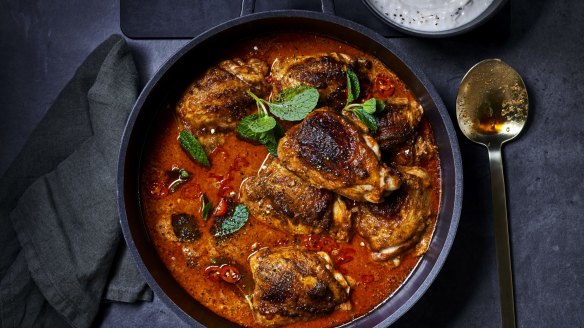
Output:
[
  {"xmin": 456, "ymin": 58, "xmax": 528, "ymax": 328},
  {"xmin": 457, "ymin": 59, "xmax": 528, "ymax": 147}
]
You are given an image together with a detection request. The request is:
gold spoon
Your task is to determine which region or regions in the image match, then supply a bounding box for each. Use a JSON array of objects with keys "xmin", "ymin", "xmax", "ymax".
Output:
[{"xmin": 456, "ymin": 59, "xmax": 528, "ymax": 328}]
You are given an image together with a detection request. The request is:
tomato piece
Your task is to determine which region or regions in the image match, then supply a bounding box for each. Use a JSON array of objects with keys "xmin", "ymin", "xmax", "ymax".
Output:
[
  {"xmin": 217, "ymin": 176, "xmax": 234, "ymax": 197},
  {"xmin": 213, "ymin": 198, "xmax": 229, "ymax": 217},
  {"xmin": 148, "ymin": 181, "xmax": 168, "ymax": 199},
  {"xmin": 298, "ymin": 234, "xmax": 321, "ymax": 251},
  {"xmin": 317, "ymin": 236, "xmax": 338, "ymax": 254},
  {"xmin": 204, "ymin": 265, "xmax": 222, "ymax": 281},
  {"xmin": 374, "ymin": 75, "xmax": 396, "ymax": 98},
  {"xmin": 220, "ymin": 265, "xmax": 241, "ymax": 283},
  {"xmin": 298, "ymin": 234, "xmax": 339, "ymax": 253},
  {"xmin": 361, "ymin": 274, "xmax": 375, "ymax": 283},
  {"xmin": 334, "ymin": 247, "xmax": 356, "ymax": 266}
]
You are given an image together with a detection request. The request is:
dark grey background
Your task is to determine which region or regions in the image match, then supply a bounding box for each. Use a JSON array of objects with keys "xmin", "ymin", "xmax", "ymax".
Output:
[{"xmin": 1, "ymin": 0, "xmax": 583, "ymax": 327}]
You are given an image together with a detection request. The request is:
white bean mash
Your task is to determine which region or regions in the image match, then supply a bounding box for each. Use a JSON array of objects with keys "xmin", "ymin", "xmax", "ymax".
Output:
[{"xmin": 369, "ymin": 0, "xmax": 494, "ymax": 32}]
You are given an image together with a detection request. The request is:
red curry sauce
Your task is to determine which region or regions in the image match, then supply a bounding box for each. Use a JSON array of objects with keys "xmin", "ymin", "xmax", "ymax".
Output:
[{"xmin": 141, "ymin": 33, "xmax": 441, "ymax": 327}]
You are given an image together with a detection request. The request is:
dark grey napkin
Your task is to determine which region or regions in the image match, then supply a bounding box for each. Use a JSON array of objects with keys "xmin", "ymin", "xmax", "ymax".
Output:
[{"xmin": 0, "ymin": 35, "xmax": 152, "ymax": 328}]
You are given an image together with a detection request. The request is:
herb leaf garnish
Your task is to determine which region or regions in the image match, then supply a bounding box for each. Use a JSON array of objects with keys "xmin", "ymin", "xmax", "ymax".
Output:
[
  {"xmin": 238, "ymin": 87, "xmax": 318, "ymax": 155},
  {"xmin": 201, "ymin": 194, "xmax": 213, "ymax": 221},
  {"xmin": 179, "ymin": 130, "xmax": 210, "ymax": 167},
  {"xmin": 343, "ymin": 71, "xmax": 384, "ymax": 131},
  {"xmin": 168, "ymin": 168, "xmax": 190, "ymax": 193},
  {"xmin": 214, "ymin": 203, "xmax": 249, "ymax": 238},
  {"xmin": 237, "ymin": 114, "xmax": 282, "ymax": 156},
  {"xmin": 352, "ymin": 108, "xmax": 378, "ymax": 131},
  {"xmin": 248, "ymin": 115, "xmax": 277, "ymax": 133},
  {"xmin": 269, "ymin": 86, "xmax": 319, "ymax": 121},
  {"xmin": 346, "ymin": 69, "xmax": 360, "ymax": 105}
]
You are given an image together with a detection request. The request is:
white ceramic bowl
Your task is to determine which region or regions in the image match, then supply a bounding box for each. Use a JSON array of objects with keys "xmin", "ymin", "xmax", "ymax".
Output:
[{"xmin": 362, "ymin": 0, "xmax": 508, "ymax": 38}]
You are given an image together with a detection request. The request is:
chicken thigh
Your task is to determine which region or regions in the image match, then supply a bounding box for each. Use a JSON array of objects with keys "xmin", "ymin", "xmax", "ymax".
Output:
[
  {"xmin": 270, "ymin": 53, "xmax": 370, "ymax": 110},
  {"xmin": 249, "ymin": 247, "xmax": 350, "ymax": 326},
  {"xmin": 240, "ymin": 156, "xmax": 352, "ymax": 242},
  {"xmin": 374, "ymin": 97, "xmax": 424, "ymax": 152},
  {"xmin": 355, "ymin": 166, "xmax": 432, "ymax": 262},
  {"xmin": 278, "ymin": 108, "xmax": 401, "ymax": 203},
  {"xmin": 176, "ymin": 58, "xmax": 269, "ymax": 150},
  {"xmin": 389, "ymin": 120, "xmax": 438, "ymax": 166}
]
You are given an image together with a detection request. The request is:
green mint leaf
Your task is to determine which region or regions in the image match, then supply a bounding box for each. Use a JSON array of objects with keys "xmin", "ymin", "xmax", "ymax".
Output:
[
  {"xmin": 179, "ymin": 169, "xmax": 190, "ymax": 179},
  {"xmin": 261, "ymin": 123, "xmax": 284, "ymax": 156},
  {"xmin": 201, "ymin": 194, "xmax": 213, "ymax": 221},
  {"xmin": 274, "ymin": 85, "xmax": 312, "ymax": 102},
  {"xmin": 214, "ymin": 204, "xmax": 249, "ymax": 238},
  {"xmin": 171, "ymin": 214, "xmax": 201, "ymax": 242},
  {"xmin": 353, "ymin": 108, "xmax": 378, "ymax": 131},
  {"xmin": 259, "ymin": 130, "xmax": 278, "ymax": 156},
  {"xmin": 362, "ymin": 98, "xmax": 377, "ymax": 114},
  {"xmin": 248, "ymin": 115, "xmax": 277, "ymax": 133},
  {"xmin": 168, "ymin": 167, "xmax": 191, "ymax": 193},
  {"xmin": 237, "ymin": 114, "xmax": 263, "ymax": 140},
  {"xmin": 179, "ymin": 130, "xmax": 210, "ymax": 167},
  {"xmin": 237, "ymin": 115, "xmax": 282, "ymax": 155},
  {"xmin": 269, "ymin": 87, "xmax": 319, "ymax": 121},
  {"xmin": 376, "ymin": 99, "xmax": 386, "ymax": 112},
  {"xmin": 346, "ymin": 69, "xmax": 360, "ymax": 104}
]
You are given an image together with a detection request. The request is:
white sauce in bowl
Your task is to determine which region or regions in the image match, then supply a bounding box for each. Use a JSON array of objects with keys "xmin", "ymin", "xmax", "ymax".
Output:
[{"xmin": 369, "ymin": 0, "xmax": 495, "ymax": 32}]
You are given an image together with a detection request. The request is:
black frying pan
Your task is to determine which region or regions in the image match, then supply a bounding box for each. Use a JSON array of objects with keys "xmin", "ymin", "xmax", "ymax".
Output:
[{"xmin": 117, "ymin": 1, "xmax": 463, "ymax": 326}]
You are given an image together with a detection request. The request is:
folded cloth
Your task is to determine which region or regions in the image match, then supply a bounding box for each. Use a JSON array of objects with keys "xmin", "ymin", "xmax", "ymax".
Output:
[{"xmin": 0, "ymin": 35, "xmax": 152, "ymax": 328}]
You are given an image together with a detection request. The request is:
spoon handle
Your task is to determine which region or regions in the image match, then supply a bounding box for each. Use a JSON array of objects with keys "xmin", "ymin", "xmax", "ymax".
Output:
[{"xmin": 488, "ymin": 145, "xmax": 516, "ymax": 328}]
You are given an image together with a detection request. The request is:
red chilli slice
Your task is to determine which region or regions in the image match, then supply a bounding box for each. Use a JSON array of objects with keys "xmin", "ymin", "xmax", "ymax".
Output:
[{"xmin": 219, "ymin": 265, "xmax": 241, "ymax": 284}]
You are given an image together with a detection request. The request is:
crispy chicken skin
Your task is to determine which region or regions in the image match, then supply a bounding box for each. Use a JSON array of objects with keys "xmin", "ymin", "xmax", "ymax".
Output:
[
  {"xmin": 249, "ymin": 247, "xmax": 350, "ymax": 326},
  {"xmin": 390, "ymin": 120, "xmax": 438, "ymax": 166},
  {"xmin": 271, "ymin": 53, "xmax": 370, "ymax": 110},
  {"xmin": 241, "ymin": 156, "xmax": 352, "ymax": 242},
  {"xmin": 374, "ymin": 97, "xmax": 424, "ymax": 152},
  {"xmin": 355, "ymin": 166, "xmax": 432, "ymax": 261},
  {"xmin": 278, "ymin": 108, "xmax": 401, "ymax": 203},
  {"xmin": 176, "ymin": 58, "xmax": 269, "ymax": 149}
]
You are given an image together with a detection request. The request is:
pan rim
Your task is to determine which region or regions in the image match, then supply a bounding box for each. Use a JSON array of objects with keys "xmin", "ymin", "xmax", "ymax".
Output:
[{"xmin": 118, "ymin": 9, "xmax": 463, "ymax": 328}]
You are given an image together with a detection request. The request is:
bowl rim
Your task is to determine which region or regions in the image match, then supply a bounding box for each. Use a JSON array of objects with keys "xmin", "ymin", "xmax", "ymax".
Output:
[{"xmin": 360, "ymin": 0, "xmax": 509, "ymax": 38}]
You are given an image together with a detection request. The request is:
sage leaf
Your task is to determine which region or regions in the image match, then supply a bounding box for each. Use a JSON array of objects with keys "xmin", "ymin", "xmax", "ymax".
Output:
[
  {"xmin": 179, "ymin": 130, "xmax": 209, "ymax": 167},
  {"xmin": 214, "ymin": 204, "xmax": 249, "ymax": 238}
]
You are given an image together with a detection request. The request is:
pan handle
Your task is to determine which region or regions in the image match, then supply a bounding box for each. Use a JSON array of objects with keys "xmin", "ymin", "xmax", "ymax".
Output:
[{"xmin": 240, "ymin": 0, "xmax": 336, "ymax": 16}]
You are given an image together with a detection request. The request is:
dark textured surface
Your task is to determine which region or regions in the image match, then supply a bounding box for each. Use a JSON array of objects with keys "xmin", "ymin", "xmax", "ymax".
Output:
[
  {"xmin": 119, "ymin": 0, "xmax": 509, "ymax": 39},
  {"xmin": 1, "ymin": 0, "xmax": 583, "ymax": 327}
]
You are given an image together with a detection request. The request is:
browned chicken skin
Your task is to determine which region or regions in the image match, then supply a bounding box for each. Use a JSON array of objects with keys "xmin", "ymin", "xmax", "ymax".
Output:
[
  {"xmin": 278, "ymin": 108, "xmax": 401, "ymax": 203},
  {"xmin": 374, "ymin": 97, "xmax": 424, "ymax": 152},
  {"xmin": 271, "ymin": 53, "xmax": 370, "ymax": 110},
  {"xmin": 355, "ymin": 166, "xmax": 432, "ymax": 261},
  {"xmin": 389, "ymin": 120, "xmax": 438, "ymax": 166},
  {"xmin": 240, "ymin": 156, "xmax": 352, "ymax": 242},
  {"xmin": 176, "ymin": 58, "xmax": 269, "ymax": 150},
  {"xmin": 249, "ymin": 247, "xmax": 350, "ymax": 326}
]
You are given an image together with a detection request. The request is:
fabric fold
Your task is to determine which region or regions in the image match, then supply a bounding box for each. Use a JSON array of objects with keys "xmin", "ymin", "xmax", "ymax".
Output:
[{"xmin": 0, "ymin": 34, "xmax": 152, "ymax": 328}]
